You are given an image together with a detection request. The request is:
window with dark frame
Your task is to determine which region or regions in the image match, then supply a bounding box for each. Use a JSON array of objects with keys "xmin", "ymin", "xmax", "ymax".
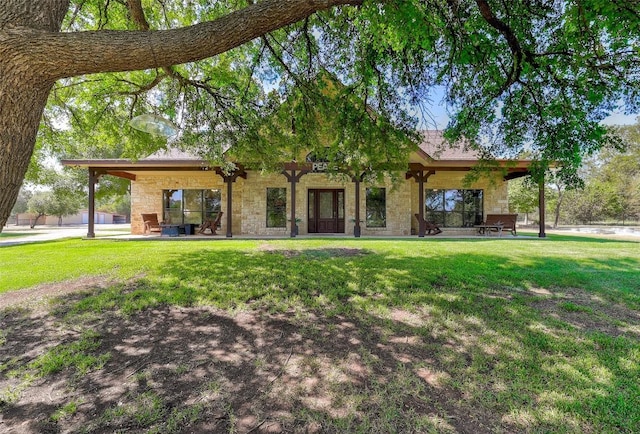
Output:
[
  {"xmin": 366, "ymin": 187, "xmax": 386, "ymax": 228},
  {"xmin": 425, "ymin": 189, "xmax": 483, "ymax": 227},
  {"xmin": 266, "ymin": 188, "xmax": 287, "ymax": 228},
  {"xmin": 162, "ymin": 189, "xmax": 221, "ymax": 225}
]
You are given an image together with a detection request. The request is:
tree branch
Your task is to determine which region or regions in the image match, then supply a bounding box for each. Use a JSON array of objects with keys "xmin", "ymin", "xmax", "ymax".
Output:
[
  {"xmin": 126, "ymin": 0, "xmax": 150, "ymax": 31},
  {"xmin": 4, "ymin": 0, "xmax": 363, "ymax": 82},
  {"xmin": 475, "ymin": 0, "xmax": 523, "ymax": 96}
]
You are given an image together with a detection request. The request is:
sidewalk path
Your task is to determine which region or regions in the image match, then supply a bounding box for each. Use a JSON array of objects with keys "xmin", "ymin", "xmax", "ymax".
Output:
[
  {"xmin": 0, "ymin": 224, "xmax": 131, "ymax": 246},
  {"xmin": 2, "ymin": 224, "xmax": 638, "ymax": 246}
]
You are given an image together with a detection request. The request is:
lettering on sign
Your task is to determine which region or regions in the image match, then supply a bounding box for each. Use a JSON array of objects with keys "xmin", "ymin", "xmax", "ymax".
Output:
[{"xmin": 312, "ymin": 162, "xmax": 328, "ymax": 172}]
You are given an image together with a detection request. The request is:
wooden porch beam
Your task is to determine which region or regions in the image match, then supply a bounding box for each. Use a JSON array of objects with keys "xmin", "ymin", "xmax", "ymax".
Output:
[{"xmin": 105, "ymin": 170, "xmax": 137, "ymax": 181}]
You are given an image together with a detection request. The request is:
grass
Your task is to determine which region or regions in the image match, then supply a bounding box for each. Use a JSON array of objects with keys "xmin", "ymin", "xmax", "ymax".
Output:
[
  {"xmin": 27, "ymin": 329, "xmax": 109, "ymax": 377},
  {"xmin": 0, "ymin": 232, "xmax": 34, "ymax": 238},
  {"xmin": 0, "ymin": 235, "xmax": 639, "ymax": 432}
]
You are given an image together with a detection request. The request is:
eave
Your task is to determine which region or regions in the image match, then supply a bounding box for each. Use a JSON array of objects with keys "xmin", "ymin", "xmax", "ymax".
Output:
[{"xmin": 62, "ymin": 157, "xmax": 534, "ymax": 182}]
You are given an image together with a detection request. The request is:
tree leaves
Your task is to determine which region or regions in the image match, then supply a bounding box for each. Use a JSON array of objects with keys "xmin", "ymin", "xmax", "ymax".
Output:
[{"xmin": 42, "ymin": 0, "xmax": 640, "ymax": 188}]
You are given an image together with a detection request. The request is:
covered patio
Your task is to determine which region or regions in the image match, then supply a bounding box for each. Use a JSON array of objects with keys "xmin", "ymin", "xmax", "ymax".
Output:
[{"xmin": 63, "ymin": 133, "xmax": 547, "ymax": 239}]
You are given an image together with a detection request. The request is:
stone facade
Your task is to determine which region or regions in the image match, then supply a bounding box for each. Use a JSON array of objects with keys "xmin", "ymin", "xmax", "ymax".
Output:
[
  {"xmin": 410, "ymin": 171, "xmax": 509, "ymax": 235},
  {"xmin": 130, "ymin": 169, "xmax": 510, "ymax": 236},
  {"xmin": 131, "ymin": 171, "xmax": 223, "ymax": 234}
]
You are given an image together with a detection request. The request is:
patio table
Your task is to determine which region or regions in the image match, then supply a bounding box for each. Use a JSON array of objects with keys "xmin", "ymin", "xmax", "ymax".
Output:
[
  {"xmin": 160, "ymin": 224, "xmax": 181, "ymax": 237},
  {"xmin": 474, "ymin": 224, "xmax": 504, "ymax": 237}
]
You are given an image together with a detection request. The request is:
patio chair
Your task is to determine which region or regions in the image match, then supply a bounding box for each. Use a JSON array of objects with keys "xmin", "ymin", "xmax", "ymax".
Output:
[
  {"xmin": 198, "ymin": 211, "xmax": 223, "ymax": 235},
  {"xmin": 414, "ymin": 213, "xmax": 442, "ymax": 235},
  {"xmin": 141, "ymin": 213, "xmax": 162, "ymax": 235}
]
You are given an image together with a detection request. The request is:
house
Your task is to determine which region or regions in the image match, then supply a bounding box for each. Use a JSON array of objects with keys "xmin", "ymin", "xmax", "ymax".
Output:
[
  {"xmin": 13, "ymin": 210, "xmax": 127, "ymax": 226},
  {"xmin": 62, "ymin": 130, "xmax": 539, "ymax": 238}
]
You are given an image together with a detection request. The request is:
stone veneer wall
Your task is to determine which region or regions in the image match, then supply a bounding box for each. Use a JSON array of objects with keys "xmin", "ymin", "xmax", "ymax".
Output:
[
  {"xmin": 240, "ymin": 172, "xmax": 290, "ymax": 236},
  {"xmin": 238, "ymin": 172, "xmax": 412, "ymax": 236},
  {"xmin": 410, "ymin": 171, "xmax": 509, "ymax": 235},
  {"xmin": 360, "ymin": 178, "xmax": 412, "ymax": 236},
  {"xmin": 131, "ymin": 169, "xmax": 508, "ymax": 236},
  {"xmin": 131, "ymin": 172, "xmax": 226, "ymax": 235}
]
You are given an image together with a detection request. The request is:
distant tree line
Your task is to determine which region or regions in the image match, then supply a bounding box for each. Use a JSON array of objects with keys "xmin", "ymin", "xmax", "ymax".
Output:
[
  {"xmin": 9, "ymin": 169, "xmax": 130, "ymax": 228},
  {"xmin": 510, "ymin": 121, "xmax": 640, "ymax": 227}
]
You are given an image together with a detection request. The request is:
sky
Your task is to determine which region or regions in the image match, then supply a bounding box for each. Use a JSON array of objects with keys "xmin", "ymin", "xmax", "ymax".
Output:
[
  {"xmin": 424, "ymin": 103, "xmax": 638, "ymax": 130},
  {"xmin": 412, "ymin": 84, "xmax": 639, "ymax": 130},
  {"xmin": 601, "ymin": 112, "xmax": 639, "ymax": 126}
]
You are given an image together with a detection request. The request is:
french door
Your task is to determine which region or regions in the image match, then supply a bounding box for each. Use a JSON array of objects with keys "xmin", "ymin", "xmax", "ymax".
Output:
[{"xmin": 308, "ymin": 189, "xmax": 345, "ymax": 233}]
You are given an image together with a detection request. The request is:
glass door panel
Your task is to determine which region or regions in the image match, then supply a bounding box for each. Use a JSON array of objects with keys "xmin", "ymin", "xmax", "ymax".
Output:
[
  {"xmin": 319, "ymin": 192, "xmax": 334, "ymax": 219},
  {"xmin": 308, "ymin": 189, "xmax": 345, "ymax": 233}
]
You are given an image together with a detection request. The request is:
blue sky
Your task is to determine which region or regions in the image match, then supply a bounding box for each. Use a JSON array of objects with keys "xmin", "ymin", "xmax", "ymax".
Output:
[
  {"xmin": 410, "ymin": 85, "xmax": 638, "ymax": 130},
  {"xmin": 423, "ymin": 102, "xmax": 638, "ymax": 130},
  {"xmin": 601, "ymin": 112, "xmax": 639, "ymax": 126}
]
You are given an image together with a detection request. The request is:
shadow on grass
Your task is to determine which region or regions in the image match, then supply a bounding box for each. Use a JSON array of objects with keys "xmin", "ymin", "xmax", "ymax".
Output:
[
  {"xmin": 516, "ymin": 232, "xmax": 640, "ymax": 244},
  {"xmin": 0, "ymin": 232, "xmax": 34, "ymax": 238},
  {"xmin": 1, "ymin": 246, "xmax": 639, "ymax": 433}
]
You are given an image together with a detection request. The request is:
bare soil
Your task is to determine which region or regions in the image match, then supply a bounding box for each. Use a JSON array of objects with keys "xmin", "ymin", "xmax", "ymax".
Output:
[
  {"xmin": 0, "ymin": 277, "xmax": 491, "ymax": 434},
  {"xmin": 1, "ymin": 276, "xmax": 638, "ymax": 433},
  {"xmin": 529, "ymin": 286, "xmax": 640, "ymax": 337}
]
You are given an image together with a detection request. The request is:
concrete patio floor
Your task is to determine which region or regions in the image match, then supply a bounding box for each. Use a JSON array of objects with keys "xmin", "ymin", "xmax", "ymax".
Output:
[{"xmin": 2, "ymin": 223, "xmax": 638, "ymax": 246}]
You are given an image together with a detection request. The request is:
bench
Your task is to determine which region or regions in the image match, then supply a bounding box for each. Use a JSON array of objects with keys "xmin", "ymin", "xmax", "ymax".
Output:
[{"xmin": 479, "ymin": 214, "xmax": 518, "ymax": 236}]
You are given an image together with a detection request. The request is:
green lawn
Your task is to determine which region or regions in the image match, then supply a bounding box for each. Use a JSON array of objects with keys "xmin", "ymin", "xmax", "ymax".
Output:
[
  {"xmin": 0, "ymin": 232, "xmax": 33, "ymax": 239},
  {"xmin": 1, "ymin": 236, "xmax": 639, "ymax": 433}
]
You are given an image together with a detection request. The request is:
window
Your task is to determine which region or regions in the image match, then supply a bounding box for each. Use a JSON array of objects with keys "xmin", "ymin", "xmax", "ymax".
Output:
[
  {"xmin": 163, "ymin": 189, "xmax": 221, "ymax": 224},
  {"xmin": 266, "ymin": 188, "xmax": 287, "ymax": 227},
  {"xmin": 366, "ymin": 187, "xmax": 386, "ymax": 228},
  {"xmin": 426, "ymin": 189, "xmax": 483, "ymax": 227}
]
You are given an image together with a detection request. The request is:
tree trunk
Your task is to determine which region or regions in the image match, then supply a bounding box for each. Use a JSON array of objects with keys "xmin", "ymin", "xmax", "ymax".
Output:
[
  {"xmin": 0, "ymin": 76, "xmax": 55, "ymax": 229},
  {"xmin": 0, "ymin": 0, "xmax": 362, "ymax": 232},
  {"xmin": 553, "ymin": 183, "xmax": 564, "ymax": 229},
  {"xmin": 0, "ymin": 0, "xmax": 68, "ymax": 230},
  {"xmin": 30, "ymin": 212, "xmax": 45, "ymax": 229}
]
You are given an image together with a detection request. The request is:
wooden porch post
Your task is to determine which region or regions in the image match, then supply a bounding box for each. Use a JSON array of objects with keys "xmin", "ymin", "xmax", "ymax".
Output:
[
  {"xmin": 225, "ymin": 178, "xmax": 233, "ymax": 238},
  {"xmin": 87, "ymin": 168, "xmax": 97, "ymax": 239},
  {"xmin": 352, "ymin": 173, "xmax": 364, "ymax": 238},
  {"xmin": 406, "ymin": 166, "xmax": 434, "ymax": 238},
  {"xmin": 215, "ymin": 166, "xmax": 247, "ymax": 238},
  {"xmin": 418, "ymin": 173, "xmax": 425, "ymax": 237},
  {"xmin": 281, "ymin": 167, "xmax": 309, "ymax": 238},
  {"xmin": 290, "ymin": 169, "xmax": 297, "ymax": 238},
  {"xmin": 538, "ymin": 175, "xmax": 546, "ymax": 238}
]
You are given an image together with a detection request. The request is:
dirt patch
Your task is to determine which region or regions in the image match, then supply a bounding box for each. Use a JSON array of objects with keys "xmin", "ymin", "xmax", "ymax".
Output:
[
  {"xmin": 529, "ymin": 287, "xmax": 640, "ymax": 337},
  {"xmin": 4, "ymin": 278, "xmax": 635, "ymax": 433},
  {"xmin": 0, "ymin": 276, "xmax": 113, "ymax": 312},
  {"xmin": 2, "ymin": 280, "xmax": 495, "ymax": 434},
  {"xmin": 257, "ymin": 244, "xmax": 368, "ymax": 259}
]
